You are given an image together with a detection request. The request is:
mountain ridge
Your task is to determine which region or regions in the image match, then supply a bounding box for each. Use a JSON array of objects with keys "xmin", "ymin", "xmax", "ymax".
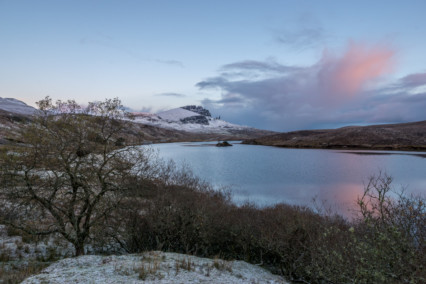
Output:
[{"xmin": 0, "ymin": 98, "xmax": 274, "ymax": 145}]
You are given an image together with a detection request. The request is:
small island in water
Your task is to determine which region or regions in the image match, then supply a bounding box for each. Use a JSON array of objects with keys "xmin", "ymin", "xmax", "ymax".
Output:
[{"xmin": 216, "ymin": 141, "xmax": 233, "ymax": 147}]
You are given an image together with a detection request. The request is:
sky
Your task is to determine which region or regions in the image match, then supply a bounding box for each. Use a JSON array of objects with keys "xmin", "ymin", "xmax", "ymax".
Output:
[{"xmin": 1, "ymin": 0, "xmax": 426, "ymax": 131}]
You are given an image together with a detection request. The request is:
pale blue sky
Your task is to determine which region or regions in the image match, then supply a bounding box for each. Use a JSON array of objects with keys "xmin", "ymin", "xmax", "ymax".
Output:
[{"xmin": 1, "ymin": 0, "xmax": 426, "ymax": 130}]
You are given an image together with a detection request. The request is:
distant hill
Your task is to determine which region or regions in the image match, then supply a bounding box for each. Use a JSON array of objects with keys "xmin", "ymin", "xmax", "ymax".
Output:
[
  {"xmin": 0, "ymin": 99, "xmax": 273, "ymax": 146},
  {"xmin": 131, "ymin": 105, "xmax": 274, "ymax": 139},
  {"xmin": 243, "ymin": 121, "xmax": 426, "ymax": 151},
  {"xmin": 0, "ymin": 97, "xmax": 37, "ymax": 145},
  {"xmin": 0, "ymin": 97, "xmax": 37, "ymax": 115}
]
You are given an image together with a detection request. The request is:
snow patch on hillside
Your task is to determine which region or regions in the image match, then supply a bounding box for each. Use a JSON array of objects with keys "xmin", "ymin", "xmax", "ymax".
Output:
[
  {"xmin": 0, "ymin": 97, "xmax": 37, "ymax": 115},
  {"xmin": 133, "ymin": 116, "xmax": 249, "ymax": 133},
  {"xmin": 156, "ymin": 108, "xmax": 200, "ymax": 121},
  {"xmin": 132, "ymin": 107, "xmax": 251, "ymax": 133},
  {"xmin": 22, "ymin": 251, "xmax": 288, "ymax": 284}
]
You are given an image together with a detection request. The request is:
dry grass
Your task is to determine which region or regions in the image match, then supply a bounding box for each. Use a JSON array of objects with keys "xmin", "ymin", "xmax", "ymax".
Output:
[
  {"xmin": 136, "ymin": 261, "xmax": 161, "ymax": 280},
  {"xmin": 0, "ymin": 262, "xmax": 49, "ymax": 284},
  {"xmin": 174, "ymin": 257, "xmax": 194, "ymax": 275},
  {"xmin": 212, "ymin": 257, "xmax": 233, "ymax": 272},
  {"xmin": 134, "ymin": 252, "xmax": 163, "ymax": 280}
]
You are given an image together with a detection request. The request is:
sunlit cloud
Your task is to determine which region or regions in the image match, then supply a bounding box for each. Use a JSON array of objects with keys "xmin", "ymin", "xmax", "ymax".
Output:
[{"xmin": 316, "ymin": 42, "xmax": 395, "ymax": 104}]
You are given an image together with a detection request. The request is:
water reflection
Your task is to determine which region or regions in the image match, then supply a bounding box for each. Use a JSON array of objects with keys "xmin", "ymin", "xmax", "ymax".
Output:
[
  {"xmin": 150, "ymin": 142, "xmax": 426, "ymax": 218},
  {"xmin": 341, "ymin": 151, "xmax": 426, "ymax": 159}
]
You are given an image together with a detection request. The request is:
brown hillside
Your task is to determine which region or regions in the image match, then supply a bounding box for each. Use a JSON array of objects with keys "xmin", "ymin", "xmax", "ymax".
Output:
[
  {"xmin": 0, "ymin": 110, "xmax": 272, "ymax": 147},
  {"xmin": 242, "ymin": 121, "xmax": 426, "ymax": 151}
]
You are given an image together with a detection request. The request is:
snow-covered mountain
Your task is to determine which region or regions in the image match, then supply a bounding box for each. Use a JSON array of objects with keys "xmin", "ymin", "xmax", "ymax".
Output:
[
  {"xmin": 0, "ymin": 97, "xmax": 37, "ymax": 115},
  {"xmin": 0, "ymin": 99, "xmax": 273, "ymax": 142},
  {"xmin": 131, "ymin": 105, "xmax": 259, "ymax": 135},
  {"xmin": 0, "ymin": 98, "xmax": 260, "ymax": 135}
]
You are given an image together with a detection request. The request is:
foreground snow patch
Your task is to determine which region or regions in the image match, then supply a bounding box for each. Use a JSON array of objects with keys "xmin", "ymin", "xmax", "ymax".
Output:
[{"xmin": 22, "ymin": 251, "xmax": 287, "ymax": 284}]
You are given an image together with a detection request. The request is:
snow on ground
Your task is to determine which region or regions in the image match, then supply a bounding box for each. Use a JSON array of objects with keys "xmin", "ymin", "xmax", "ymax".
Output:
[
  {"xmin": 133, "ymin": 107, "xmax": 250, "ymax": 134},
  {"xmin": 134, "ymin": 116, "xmax": 247, "ymax": 133},
  {"xmin": 0, "ymin": 225, "xmax": 74, "ymax": 261},
  {"xmin": 1, "ymin": 224, "xmax": 287, "ymax": 283},
  {"xmin": 156, "ymin": 108, "xmax": 201, "ymax": 121},
  {"xmin": 22, "ymin": 251, "xmax": 288, "ymax": 284},
  {"xmin": 0, "ymin": 97, "xmax": 37, "ymax": 115}
]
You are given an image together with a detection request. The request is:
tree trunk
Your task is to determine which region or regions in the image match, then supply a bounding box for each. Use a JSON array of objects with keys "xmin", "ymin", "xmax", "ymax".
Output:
[{"xmin": 75, "ymin": 241, "xmax": 85, "ymax": 256}]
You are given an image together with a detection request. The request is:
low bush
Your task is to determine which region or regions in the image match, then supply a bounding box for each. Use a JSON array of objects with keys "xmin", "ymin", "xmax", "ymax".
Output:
[
  {"xmin": 121, "ymin": 172, "xmax": 425, "ymax": 283},
  {"xmin": 1, "ymin": 152, "xmax": 423, "ymax": 283}
]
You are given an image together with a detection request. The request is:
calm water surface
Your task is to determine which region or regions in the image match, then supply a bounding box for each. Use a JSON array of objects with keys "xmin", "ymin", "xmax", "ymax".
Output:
[{"xmin": 150, "ymin": 141, "xmax": 426, "ymax": 217}]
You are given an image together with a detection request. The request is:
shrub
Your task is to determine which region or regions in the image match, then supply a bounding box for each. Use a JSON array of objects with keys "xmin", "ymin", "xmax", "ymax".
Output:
[
  {"xmin": 0, "ymin": 97, "xmax": 160, "ymax": 256},
  {"xmin": 121, "ymin": 172, "xmax": 425, "ymax": 283}
]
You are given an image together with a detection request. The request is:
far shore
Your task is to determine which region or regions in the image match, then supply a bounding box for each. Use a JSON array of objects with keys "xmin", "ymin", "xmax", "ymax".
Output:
[{"xmin": 241, "ymin": 140, "xmax": 426, "ymax": 153}]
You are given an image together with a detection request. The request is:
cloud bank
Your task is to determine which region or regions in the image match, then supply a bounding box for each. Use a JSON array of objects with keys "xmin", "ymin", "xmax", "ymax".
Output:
[
  {"xmin": 155, "ymin": 92, "xmax": 186, "ymax": 98},
  {"xmin": 197, "ymin": 42, "xmax": 426, "ymax": 131}
]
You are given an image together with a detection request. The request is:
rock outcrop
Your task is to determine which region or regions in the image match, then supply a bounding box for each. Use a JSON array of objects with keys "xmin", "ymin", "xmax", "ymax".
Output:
[
  {"xmin": 180, "ymin": 115, "xmax": 210, "ymax": 125},
  {"xmin": 216, "ymin": 141, "xmax": 233, "ymax": 147},
  {"xmin": 181, "ymin": 105, "xmax": 211, "ymax": 117}
]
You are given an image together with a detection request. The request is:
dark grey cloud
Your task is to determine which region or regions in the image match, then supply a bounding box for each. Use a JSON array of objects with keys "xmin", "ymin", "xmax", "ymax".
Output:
[
  {"xmin": 222, "ymin": 60, "xmax": 301, "ymax": 74},
  {"xmin": 202, "ymin": 94, "xmax": 246, "ymax": 105},
  {"xmin": 155, "ymin": 92, "xmax": 186, "ymax": 98},
  {"xmin": 197, "ymin": 45, "xmax": 425, "ymax": 131},
  {"xmin": 398, "ymin": 72, "xmax": 426, "ymax": 88},
  {"xmin": 377, "ymin": 72, "xmax": 426, "ymax": 95},
  {"xmin": 196, "ymin": 77, "xmax": 230, "ymax": 90}
]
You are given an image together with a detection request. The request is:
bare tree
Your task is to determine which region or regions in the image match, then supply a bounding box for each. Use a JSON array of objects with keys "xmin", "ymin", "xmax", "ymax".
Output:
[{"xmin": 0, "ymin": 97, "xmax": 158, "ymax": 256}]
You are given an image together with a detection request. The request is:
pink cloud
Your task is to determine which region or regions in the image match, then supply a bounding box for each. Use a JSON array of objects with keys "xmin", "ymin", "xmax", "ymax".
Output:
[{"xmin": 317, "ymin": 42, "xmax": 395, "ymax": 103}]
